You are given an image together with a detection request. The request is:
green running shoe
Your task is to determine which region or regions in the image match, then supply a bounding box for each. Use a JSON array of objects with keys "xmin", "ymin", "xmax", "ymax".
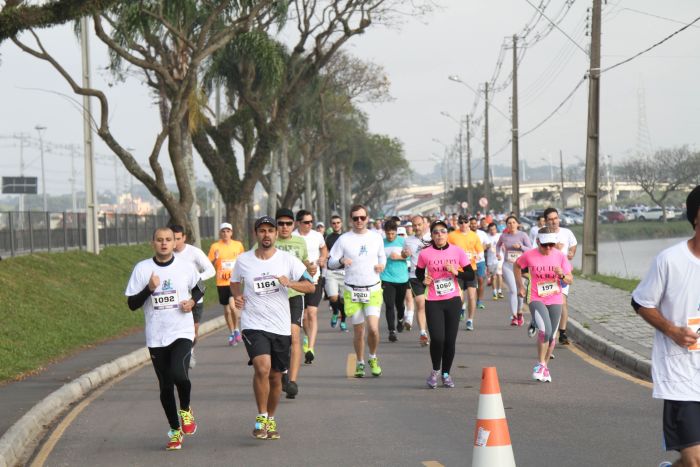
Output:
[
  {"xmin": 354, "ymin": 362, "xmax": 365, "ymax": 378},
  {"xmin": 302, "ymin": 335, "xmax": 310, "ymax": 353},
  {"xmin": 368, "ymin": 357, "xmax": 382, "ymax": 377}
]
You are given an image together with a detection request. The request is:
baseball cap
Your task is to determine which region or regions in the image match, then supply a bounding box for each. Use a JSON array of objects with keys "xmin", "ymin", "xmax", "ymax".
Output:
[
  {"xmin": 430, "ymin": 219, "xmax": 449, "ymax": 232},
  {"xmin": 457, "ymin": 214, "xmax": 469, "ymax": 222},
  {"xmin": 397, "ymin": 226, "xmax": 407, "ymax": 236},
  {"xmin": 316, "ymin": 222, "xmax": 325, "ymax": 228},
  {"xmin": 219, "ymin": 222, "xmax": 233, "ymax": 231},
  {"xmin": 254, "ymin": 216, "xmax": 277, "ymax": 230},
  {"xmin": 275, "ymin": 208, "xmax": 294, "ymax": 220}
]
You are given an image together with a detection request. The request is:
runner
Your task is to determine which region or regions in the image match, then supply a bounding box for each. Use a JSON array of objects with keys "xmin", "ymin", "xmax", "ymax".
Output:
[
  {"xmin": 171, "ymin": 224, "xmax": 215, "ymax": 369},
  {"xmin": 269, "ymin": 208, "xmax": 310, "ymax": 399},
  {"xmin": 397, "ymin": 226, "xmax": 415, "ymax": 329},
  {"xmin": 231, "ymin": 216, "xmax": 314, "ymax": 440},
  {"xmin": 405, "ymin": 215, "xmax": 432, "ymax": 346},
  {"xmin": 381, "ymin": 220, "xmax": 410, "ymax": 342},
  {"xmin": 207, "ymin": 222, "xmax": 245, "ymax": 346},
  {"xmin": 543, "ymin": 207, "xmax": 578, "ymax": 345},
  {"xmin": 315, "ymin": 222, "xmax": 326, "ymax": 235},
  {"xmin": 125, "ymin": 227, "xmax": 203, "ymax": 450},
  {"xmin": 328, "ymin": 204, "xmax": 386, "ymax": 378},
  {"xmin": 496, "ymin": 216, "xmax": 532, "ymax": 326},
  {"xmin": 417, "ymin": 219, "xmax": 472, "ymax": 388},
  {"xmin": 514, "ymin": 226, "xmax": 573, "ymax": 382},
  {"xmin": 447, "ymin": 214, "xmax": 483, "ymax": 331},
  {"xmin": 485, "ymin": 222, "xmax": 504, "ymax": 300},
  {"xmin": 529, "ymin": 214, "xmax": 546, "ymax": 244},
  {"xmin": 470, "ymin": 216, "xmax": 490, "ymax": 310},
  {"xmin": 324, "ymin": 215, "xmax": 348, "ymax": 331},
  {"xmin": 632, "ymin": 186, "xmax": 700, "ymax": 467}
]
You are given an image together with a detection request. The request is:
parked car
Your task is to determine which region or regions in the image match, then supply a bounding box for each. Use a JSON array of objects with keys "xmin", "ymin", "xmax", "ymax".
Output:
[
  {"xmin": 637, "ymin": 207, "xmax": 676, "ymax": 221},
  {"xmin": 601, "ymin": 210, "xmax": 626, "ymax": 223},
  {"xmin": 618, "ymin": 208, "xmax": 636, "ymax": 222}
]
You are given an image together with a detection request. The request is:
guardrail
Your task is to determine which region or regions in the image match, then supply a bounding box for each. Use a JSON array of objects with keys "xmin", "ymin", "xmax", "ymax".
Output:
[{"xmin": 0, "ymin": 211, "xmax": 215, "ymax": 258}]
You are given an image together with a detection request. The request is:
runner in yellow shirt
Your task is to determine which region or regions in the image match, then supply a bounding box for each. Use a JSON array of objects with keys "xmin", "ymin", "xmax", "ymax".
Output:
[
  {"xmin": 447, "ymin": 214, "xmax": 484, "ymax": 330},
  {"xmin": 208, "ymin": 222, "xmax": 245, "ymax": 346}
]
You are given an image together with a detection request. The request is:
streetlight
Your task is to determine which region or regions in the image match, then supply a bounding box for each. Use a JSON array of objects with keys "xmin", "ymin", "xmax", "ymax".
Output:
[
  {"xmin": 439, "ymin": 112, "xmax": 464, "ymax": 189},
  {"xmin": 540, "ymin": 156, "xmax": 554, "ymax": 182},
  {"xmin": 34, "ymin": 125, "xmax": 48, "ymax": 212}
]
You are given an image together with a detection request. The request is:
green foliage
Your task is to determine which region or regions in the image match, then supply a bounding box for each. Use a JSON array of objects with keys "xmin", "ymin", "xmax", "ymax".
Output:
[
  {"xmin": 574, "ymin": 269, "xmax": 640, "ymax": 293},
  {"xmin": 568, "ymin": 220, "xmax": 690, "ymax": 242}
]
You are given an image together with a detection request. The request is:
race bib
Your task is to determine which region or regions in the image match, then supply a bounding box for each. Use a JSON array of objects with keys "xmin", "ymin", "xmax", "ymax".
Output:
[
  {"xmin": 151, "ymin": 290, "xmax": 179, "ymax": 310},
  {"xmin": 351, "ymin": 288, "xmax": 370, "ymax": 303},
  {"xmin": 507, "ymin": 251, "xmax": 522, "ymax": 263},
  {"xmin": 253, "ymin": 276, "xmax": 280, "ymax": 295},
  {"xmin": 434, "ymin": 277, "xmax": 456, "ymax": 296},
  {"xmin": 687, "ymin": 317, "xmax": 700, "ymax": 352},
  {"xmin": 537, "ymin": 280, "xmax": 560, "ymax": 297},
  {"xmin": 220, "ymin": 260, "xmax": 235, "ymax": 281}
]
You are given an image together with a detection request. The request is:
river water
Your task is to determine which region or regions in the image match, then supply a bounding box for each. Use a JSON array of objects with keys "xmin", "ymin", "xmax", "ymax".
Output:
[{"xmin": 571, "ymin": 236, "xmax": 688, "ymax": 279}]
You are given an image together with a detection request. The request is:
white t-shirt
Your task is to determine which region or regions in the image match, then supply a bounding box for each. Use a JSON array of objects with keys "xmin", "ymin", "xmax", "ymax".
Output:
[
  {"xmin": 632, "ymin": 241, "xmax": 700, "ymax": 401},
  {"xmin": 486, "ymin": 232, "xmax": 503, "ymax": 266},
  {"xmin": 554, "ymin": 227, "xmax": 577, "ymax": 257},
  {"xmin": 174, "ymin": 244, "xmax": 216, "ymax": 303},
  {"xmin": 293, "ymin": 229, "xmax": 325, "ymax": 283},
  {"xmin": 232, "ymin": 249, "xmax": 308, "ymax": 336},
  {"xmin": 529, "ymin": 225, "xmax": 542, "ymax": 244},
  {"xmin": 328, "ymin": 230, "xmax": 386, "ymax": 286},
  {"xmin": 405, "ymin": 234, "xmax": 430, "ymax": 279},
  {"xmin": 125, "ymin": 257, "xmax": 199, "ymax": 348},
  {"xmin": 474, "ymin": 229, "xmax": 489, "ymax": 263}
]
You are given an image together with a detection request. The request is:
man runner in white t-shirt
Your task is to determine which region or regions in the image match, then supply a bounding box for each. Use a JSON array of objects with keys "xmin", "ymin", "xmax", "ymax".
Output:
[
  {"xmin": 543, "ymin": 207, "xmax": 577, "ymax": 345},
  {"xmin": 404, "ymin": 214, "xmax": 431, "ymax": 346},
  {"xmin": 171, "ymin": 224, "xmax": 216, "ymax": 369},
  {"xmin": 125, "ymin": 227, "xmax": 203, "ymax": 451},
  {"xmin": 231, "ymin": 216, "xmax": 314, "ymax": 441},
  {"xmin": 293, "ymin": 209, "xmax": 328, "ymax": 364},
  {"xmin": 632, "ymin": 186, "xmax": 700, "ymax": 467},
  {"xmin": 328, "ymin": 204, "xmax": 386, "ymax": 377}
]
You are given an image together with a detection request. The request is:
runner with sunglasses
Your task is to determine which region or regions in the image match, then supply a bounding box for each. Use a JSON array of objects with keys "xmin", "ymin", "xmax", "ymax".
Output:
[
  {"xmin": 496, "ymin": 216, "xmax": 532, "ymax": 326},
  {"xmin": 514, "ymin": 226, "xmax": 573, "ymax": 382},
  {"xmin": 416, "ymin": 220, "xmax": 473, "ymax": 388},
  {"xmin": 328, "ymin": 204, "xmax": 386, "ymax": 378},
  {"xmin": 323, "ymin": 215, "xmax": 347, "ymax": 331}
]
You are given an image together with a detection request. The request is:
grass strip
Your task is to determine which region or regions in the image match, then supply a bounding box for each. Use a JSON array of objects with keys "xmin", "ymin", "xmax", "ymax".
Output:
[
  {"xmin": 0, "ymin": 241, "xmax": 218, "ymax": 383},
  {"xmin": 574, "ymin": 268, "xmax": 640, "ymax": 293},
  {"xmin": 569, "ymin": 220, "xmax": 689, "ymax": 242}
]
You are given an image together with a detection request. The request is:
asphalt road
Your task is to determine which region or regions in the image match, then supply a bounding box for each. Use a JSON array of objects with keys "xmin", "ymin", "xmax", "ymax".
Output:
[{"xmin": 32, "ymin": 297, "xmax": 669, "ymax": 467}]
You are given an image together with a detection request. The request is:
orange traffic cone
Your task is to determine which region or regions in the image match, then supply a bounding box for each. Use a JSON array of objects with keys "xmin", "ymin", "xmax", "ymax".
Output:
[{"xmin": 472, "ymin": 367, "xmax": 516, "ymax": 467}]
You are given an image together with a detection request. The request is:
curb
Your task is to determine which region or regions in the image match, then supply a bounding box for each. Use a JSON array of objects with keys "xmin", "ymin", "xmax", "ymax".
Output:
[
  {"xmin": 567, "ymin": 317, "xmax": 652, "ymax": 380},
  {"xmin": 0, "ymin": 316, "xmax": 226, "ymax": 467}
]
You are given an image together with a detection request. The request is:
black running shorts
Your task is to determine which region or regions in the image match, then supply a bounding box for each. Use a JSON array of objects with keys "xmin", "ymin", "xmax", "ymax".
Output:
[
  {"xmin": 409, "ymin": 278, "xmax": 426, "ymax": 297},
  {"xmin": 664, "ymin": 400, "xmax": 700, "ymax": 451},
  {"xmin": 289, "ymin": 295, "xmax": 304, "ymax": 327},
  {"xmin": 304, "ymin": 278, "xmax": 325, "ymax": 308},
  {"xmin": 217, "ymin": 285, "xmax": 232, "ymax": 306},
  {"xmin": 192, "ymin": 302, "xmax": 204, "ymax": 324},
  {"xmin": 241, "ymin": 329, "xmax": 291, "ymax": 373}
]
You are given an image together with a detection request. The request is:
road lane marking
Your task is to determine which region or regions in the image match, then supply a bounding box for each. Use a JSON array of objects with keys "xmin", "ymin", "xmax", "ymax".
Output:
[
  {"xmin": 569, "ymin": 343, "xmax": 652, "ymax": 389},
  {"xmin": 422, "ymin": 461, "xmax": 444, "ymax": 467},
  {"xmin": 30, "ymin": 363, "xmax": 146, "ymax": 467},
  {"xmin": 346, "ymin": 353, "xmax": 356, "ymax": 378}
]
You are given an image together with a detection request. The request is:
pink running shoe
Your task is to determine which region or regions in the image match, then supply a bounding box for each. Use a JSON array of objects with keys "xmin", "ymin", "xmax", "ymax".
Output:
[
  {"xmin": 542, "ymin": 366, "xmax": 552, "ymax": 382},
  {"xmin": 510, "ymin": 316, "xmax": 518, "ymax": 326},
  {"xmin": 532, "ymin": 363, "xmax": 546, "ymax": 381},
  {"xmin": 517, "ymin": 313, "xmax": 524, "ymax": 327}
]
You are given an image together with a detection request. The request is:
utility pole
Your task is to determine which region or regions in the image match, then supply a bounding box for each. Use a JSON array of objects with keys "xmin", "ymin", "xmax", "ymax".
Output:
[
  {"xmin": 582, "ymin": 0, "xmax": 601, "ymax": 275},
  {"xmin": 466, "ymin": 115, "xmax": 473, "ymax": 211},
  {"xmin": 18, "ymin": 134, "xmax": 26, "ymax": 216},
  {"xmin": 35, "ymin": 125, "xmax": 48, "ymax": 212},
  {"xmin": 511, "ymin": 34, "xmax": 520, "ymax": 218},
  {"xmin": 70, "ymin": 147, "xmax": 77, "ymax": 212},
  {"xmin": 81, "ymin": 16, "xmax": 100, "ymax": 254},
  {"xmin": 559, "ymin": 150, "xmax": 566, "ymax": 211},
  {"xmin": 213, "ymin": 85, "xmax": 222, "ymax": 228},
  {"xmin": 458, "ymin": 121, "xmax": 464, "ymax": 188},
  {"xmin": 483, "ymin": 82, "xmax": 491, "ymax": 204}
]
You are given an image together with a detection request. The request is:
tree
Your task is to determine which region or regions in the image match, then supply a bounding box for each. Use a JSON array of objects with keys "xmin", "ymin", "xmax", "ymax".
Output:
[{"xmin": 620, "ymin": 146, "xmax": 700, "ymax": 221}]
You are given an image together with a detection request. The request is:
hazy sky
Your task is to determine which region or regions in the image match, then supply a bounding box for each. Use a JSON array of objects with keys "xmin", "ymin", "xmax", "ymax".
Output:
[{"xmin": 1, "ymin": 0, "xmax": 699, "ymax": 196}]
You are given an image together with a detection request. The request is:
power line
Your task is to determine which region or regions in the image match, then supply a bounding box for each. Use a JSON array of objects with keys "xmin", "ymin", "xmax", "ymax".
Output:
[
  {"xmin": 602, "ymin": 15, "xmax": 700, "ymax": 73},
  {"xmin": 618, "ymin": 7, "xmax": 700, "ymax": 29},
  {"xmin": 523, "ymin": 0, "xmax": 589, "ymax": 56},
  {"xmin": 520, "ymin": 76, "xmax": 586, "ymax": 138}
]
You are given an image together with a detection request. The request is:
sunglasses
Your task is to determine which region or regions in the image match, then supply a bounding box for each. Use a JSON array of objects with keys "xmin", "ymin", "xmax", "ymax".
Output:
[
  {"xmin": 432, "ymin": 228, "xmax": 448, "ymax": 234},
  {"xmin": 540, "ymin": 243, "xmax": 556, "ymax": 248},
  {"xmin": 352, "ymin": 216, "xmax": 367, "ymax": 222},
  {"xmin": 458, "ymin": 220, "xmax": 469, "ymax": 224},
  {"xmin": 277, "ymin": 221, "xmax": 294, "ymax": 226},
  {"xmin": 331, "ymin": 221, "xmax": 341, "ymax": 225},
  {"xmin": 301, "ymin": 220, "xmax": 314, "ymax": 224}
]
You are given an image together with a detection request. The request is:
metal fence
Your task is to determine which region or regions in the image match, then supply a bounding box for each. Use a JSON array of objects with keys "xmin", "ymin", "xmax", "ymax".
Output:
[{"xmin": 0, "ymin": 211, "xmax": 215, "ymax": 258}]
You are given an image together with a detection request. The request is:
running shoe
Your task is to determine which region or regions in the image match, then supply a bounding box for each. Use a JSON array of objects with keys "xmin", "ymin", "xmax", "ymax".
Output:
[
  {"xmin": 228, "ymin": 334, "xmax": 235, "ymax": 346},
  {"xmin": 285, "ymin": 381, "xmax": 298, "ymax": 399},
  {"xmin": 527, "ymin": 321, "xmax": 537, "ymax": 337},
  {"xmin": 368, "ymin": 357, "xmax": 382, "ymax": 377},
  {"xmin": 419, "ymin": 333, "xmax": 429, "ymax": 347},
  {"xmin": 466, "ymin": 319, "xmax": 474, "ymax": 331},
  {"xmin": 442, "ymin": 372, "xmax": 455, "ymax": 388},
  {"xmin": 550, "ymin": 353, "xmax": 555, "ymax": 360},
  {"xmin": 426, "ymin": 370, "xmax": 439, "ymax": 389},
  {"xmin": 389, "ymin": 330, "xmax": 398, "ymax": 342},
  {"xmin": 498, "ymin": 291, "xmax": 505, "ymax": 299},
  {"xmin": 558, "ymin": 330, "xmax": 570, "ymax": 345},
  {"xmin": 492, "ymin": 292, "xmax": 498, "ymax": 301},
  {"xmin": 477, "ymin": 300, "xmax": 485, "ymax": 309},
  {"xmin": 542, "ymin": 366, "xmax": 552, "ymax": 382},
  {"xmin": 403, "ymin": 320, "xmax": 412, "ymax": 331},
  {"xmin": 397, "ymin": 319, "xmax": 404, "ymax": 333},
  {"xmin": 510, "ymin": 316, "xmax": 518, "ymax": 326},
  {"xmin": 532, "ymin": 363, "xmax": 546, "ymax": 382},
  {"xmin": 179, "ymin": 408, "xmax": 197, "ymax": 435},
  {"xmin": 189, "ymin": 351, "xmax": 196, "ymax": 369},
  {"xmin": 266, "ymin": 418, "xmax": 280, "ymax": 440},
  {"xmin": 253, "ymin": 415, "xmax": 268, "ymax": 439},
  {"xmin": 302, "ymin": 336, "xmax": 310, "ymax": 353},
  {"xmin": 166, "ymin": 428, "xmax": 183, "ymax": 450},
  {"xmin": 304, "ymin": 349, "xmax": 315, "ymax": 364},
  {"xmin": 459, "ymin": 309, "xmax": 466, "ymax": 321},
  {"xmin": 659, "ymin": 462, "xmax": 673, "ymax": 467},
  {"xmin": 235, "ymin": 330, "xmax": 243, "ymax": 345},
  {"xmin": 516, "ymin": 313, "xmax": 524, "ymax": 327},
  {"xmin": 330, "ymin": 313, "xmax": 338, "ymax": 328},
  {"xmin": 354, "ymin": 362, "xmax": 365, "ymax": 378},
  {"xmin": 340, "ymin": 321, "xmax": 348, "ymax": 332}
]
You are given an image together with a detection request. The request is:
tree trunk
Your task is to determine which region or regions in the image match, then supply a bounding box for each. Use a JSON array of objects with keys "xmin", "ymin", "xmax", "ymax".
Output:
[
  {"xmin": 339, "ymin": 165, "xmax": 347, "ymax": 221},
  {"xmin": 226, "ymin": 199, "xmax": 250, "ymax": 247},
  {"xmin": 267, "ymin": 148, "xmax": 280, "ymax": 216},
  {"xmin": 182, "ymin": 124, "xmax": 202, "ymax": 247},
  {"xmin": 317, "ymin": 159, "xmax": 327, "ymax": 223},
  {"xmin": 304, "ymin": 163, "xmax": 313, "ymax": 213},
  {"xmin": 279, "ymin": 136, "xmax": 289, "ymax": 198}
]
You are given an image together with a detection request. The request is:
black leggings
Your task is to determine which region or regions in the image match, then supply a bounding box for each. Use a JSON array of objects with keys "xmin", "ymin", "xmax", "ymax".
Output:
[
  {"xmin": 382, "ymin": 281, "xmax": 408, "ymax": 331},
  {"xmin": 425, "ymin": 297, "xmax": 462, "ymax": 374},
  {"xmin": 149, "ymin": 338, "xmax": 192, "ymax": 430}
]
